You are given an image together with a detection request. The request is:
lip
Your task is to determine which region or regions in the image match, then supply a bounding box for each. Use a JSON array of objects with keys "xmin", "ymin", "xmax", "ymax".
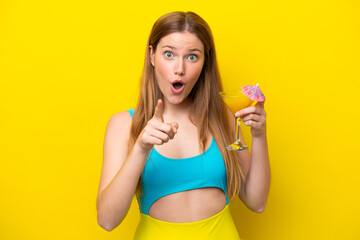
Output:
[
  {"xmin": 171, "ymin": 80, "xmax": 185, "ymax": 94},
  {"xmin": 171, "ymin": 80, "xmax": 185, "ymax": 85}
]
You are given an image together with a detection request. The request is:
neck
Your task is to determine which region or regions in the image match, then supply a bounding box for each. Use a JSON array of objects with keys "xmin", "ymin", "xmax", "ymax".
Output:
[{"xmin": 163, "ymin": 97, "xmax": 193, "ymax": 120}]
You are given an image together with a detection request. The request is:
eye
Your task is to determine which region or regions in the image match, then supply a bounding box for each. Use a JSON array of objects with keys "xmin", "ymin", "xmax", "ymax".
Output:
[
  {"xmin": 188, "ymin": 54, "xmax": 198, "ymax": 61},
  {"xmin": 164, "ymin": 51, "xmax": 173, "ymax": 58}
]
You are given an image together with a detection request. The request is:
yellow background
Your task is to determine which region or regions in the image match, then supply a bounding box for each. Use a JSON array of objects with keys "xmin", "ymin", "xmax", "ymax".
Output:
[{"xmin": 1, "ymin": 0, "xmax": 359, "ymax": 239}]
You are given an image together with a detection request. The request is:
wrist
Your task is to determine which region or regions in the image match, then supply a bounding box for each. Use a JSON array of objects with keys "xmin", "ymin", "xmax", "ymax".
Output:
[
  {"xmin": 252, "ymin": 132, "xmax": 267, "ymax": 140},
  {"xmin": 134, "ymin": 141, "xmax": 152, "ymax": 156}
]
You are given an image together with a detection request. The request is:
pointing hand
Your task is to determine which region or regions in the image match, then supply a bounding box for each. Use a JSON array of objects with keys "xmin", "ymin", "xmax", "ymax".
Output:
[{"xmin": 137, "ymin": 99, "xmax": 179, "ymax": 153}]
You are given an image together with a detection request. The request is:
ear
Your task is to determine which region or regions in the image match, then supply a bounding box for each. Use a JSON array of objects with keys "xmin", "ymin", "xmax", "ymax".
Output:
[{"xmin": 149, "ymin": 45, "xmax": 155, "ymax": 67}]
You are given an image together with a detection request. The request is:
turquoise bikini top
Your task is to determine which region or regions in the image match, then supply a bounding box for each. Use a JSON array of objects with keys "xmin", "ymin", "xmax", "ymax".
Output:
[{"xmin": 126, "ymin": 109, "xmax": 229, "ymax": 215}]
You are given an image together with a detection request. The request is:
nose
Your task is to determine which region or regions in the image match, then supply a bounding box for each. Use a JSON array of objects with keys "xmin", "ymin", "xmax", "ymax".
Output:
[{"xmin": 174, "ymin": 59, "xmax": 185, "ymax": 76}]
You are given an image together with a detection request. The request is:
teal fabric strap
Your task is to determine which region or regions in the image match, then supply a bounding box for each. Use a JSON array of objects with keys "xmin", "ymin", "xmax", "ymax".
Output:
[{"xmin": 127, "ymin": 108, "xmax": 134, "ymax": 118}]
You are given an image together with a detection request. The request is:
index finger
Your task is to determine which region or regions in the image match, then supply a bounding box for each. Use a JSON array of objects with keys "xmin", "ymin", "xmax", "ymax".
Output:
[
  {"xmin": 235, "ymin": 105, "xmax": 262, "ymax": 118},
  {"xmin": 256, "ymin": 100, "xmax": 265, "ymax": 109},
  {"xmin": 153, "ymin": 99, "xmax": 164, "ymax": 122}
]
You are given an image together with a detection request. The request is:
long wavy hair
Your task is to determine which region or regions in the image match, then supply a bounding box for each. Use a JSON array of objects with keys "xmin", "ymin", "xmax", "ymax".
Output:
[{"xmin": 129, "ymin": 11, "xmax": 244, "ymax": 203}]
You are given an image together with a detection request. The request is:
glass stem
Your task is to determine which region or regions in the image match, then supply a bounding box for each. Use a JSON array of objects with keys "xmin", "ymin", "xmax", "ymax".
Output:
[{"xmin": 235, "ymin": 117, "xmax": 241, "ymax": 144}]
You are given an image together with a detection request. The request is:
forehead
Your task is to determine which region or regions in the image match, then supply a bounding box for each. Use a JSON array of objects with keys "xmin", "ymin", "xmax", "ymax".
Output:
[{"xmin": 157, "ymin": 31, "xmax": 204, "ymax": 51}]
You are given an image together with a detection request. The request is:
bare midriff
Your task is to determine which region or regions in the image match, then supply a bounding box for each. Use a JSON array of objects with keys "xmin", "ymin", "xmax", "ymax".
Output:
[{"xmin": 148, "ymin": 187, "xmax": 227, "ymax": 223}]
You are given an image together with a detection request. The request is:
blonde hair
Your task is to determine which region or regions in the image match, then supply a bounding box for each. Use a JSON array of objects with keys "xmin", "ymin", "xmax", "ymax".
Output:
[{"xmin": 129, "ymin": 11, "xmax": 244, "ymax": 203}]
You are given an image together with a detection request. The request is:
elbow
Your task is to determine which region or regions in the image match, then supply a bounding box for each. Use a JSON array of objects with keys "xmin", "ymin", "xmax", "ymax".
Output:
[
  {"xmin": 254, "ymin": 206, "xmax": 265, "ymax": 213},
  {"xmin": 245, "ymin": 199, "xmax": 267, "ymax": 213},
  {"xmin": 97, "ymin": 213, "xmax": 113, "ymax": 231},
  {"xmin": 96, "ymin": 199, "xmax": 128, "ymax": 231},
  {"xmin": 102, "ymin": 225, "xmax": 115, "ymax": 232},
  {"xmin": 100, "ymin": 224, "xmax": 114, "ymax": 232},
  {"xmin": 252, "ymin": 203, "xmax": 267, "ymax": 213},
  {"xmin": 97, "ymin": 207, "xmax": 127, "ymax": 231},
  {"xmin": 97, "ymin": 205, "xmax": 121, "ymax": 232},
  {"xmin": 96, "ymin": 198, "xmax": 118, "ymax": 231},
  {"xmin": 97, "ymin": 214, "xmax": 117, "ymax": 232}
]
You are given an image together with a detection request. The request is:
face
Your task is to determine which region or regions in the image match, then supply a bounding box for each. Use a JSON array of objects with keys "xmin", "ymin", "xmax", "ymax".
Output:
[{"xmin": 150, "ymin": 31, "xmax": 205, "ymax": 105}]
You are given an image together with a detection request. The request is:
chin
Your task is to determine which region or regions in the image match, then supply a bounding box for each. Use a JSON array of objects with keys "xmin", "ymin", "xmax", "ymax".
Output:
[
  {"xmin": 166, "ymin": 95, "xmax": 186, "ymax": 105},
  {"xmin": 167, "ymin": 98, "xmax": 184, "ymax": 105}
]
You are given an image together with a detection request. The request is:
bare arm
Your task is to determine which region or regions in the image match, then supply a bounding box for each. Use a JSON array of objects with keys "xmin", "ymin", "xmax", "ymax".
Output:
[
  {"xmin": 228, "ymin": 102, "xmax": 271, "ymax": 213},
  {"xmin": 97, "ymin": 100, "xmax": 178, "ymax": 231},
  {"xmin": 96, "ymin": 111, "xmax": 148, "ymax": 231},
  {"xmin": 242, "ymin": 133, "xmax": 270, "ymax": 213}
]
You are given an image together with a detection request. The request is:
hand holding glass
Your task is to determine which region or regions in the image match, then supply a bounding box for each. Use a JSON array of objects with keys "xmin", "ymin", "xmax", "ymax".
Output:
[{"xmin": 219, "ymin": 91, "xmax": 254, "ymax": 151}]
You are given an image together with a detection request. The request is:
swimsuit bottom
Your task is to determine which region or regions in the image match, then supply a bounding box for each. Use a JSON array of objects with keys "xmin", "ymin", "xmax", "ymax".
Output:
[{"xmin": 133, "ymin": 204, "xmax": 241, "ymax": 240}]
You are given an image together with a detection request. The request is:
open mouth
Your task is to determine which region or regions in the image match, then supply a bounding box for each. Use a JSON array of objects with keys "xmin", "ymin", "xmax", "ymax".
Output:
[
  {"xmin": 172, "ymin": 82, "xmax": 184, "ymax": 89},
  {"xmin": 171, "ymin": 81, "xmax": 185, "ymax": 94}
]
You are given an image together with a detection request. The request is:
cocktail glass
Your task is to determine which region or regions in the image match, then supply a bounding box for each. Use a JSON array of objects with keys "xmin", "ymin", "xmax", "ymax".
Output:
[{"xmin": 219, "ymin": 90, "xmax": 254, "ymax": 151}]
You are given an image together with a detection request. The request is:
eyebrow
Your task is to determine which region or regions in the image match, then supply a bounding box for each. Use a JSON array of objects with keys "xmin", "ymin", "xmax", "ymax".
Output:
[{"xmin": 161, "ymin": 45, "xmax": 203, "ymax": 53}]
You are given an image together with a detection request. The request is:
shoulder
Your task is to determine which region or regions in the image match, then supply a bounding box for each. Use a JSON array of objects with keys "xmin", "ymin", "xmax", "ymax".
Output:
[
  {"xmin": 108, "ymin": 110, "xmax": 132, "ymax": 123},
  {"xmin": 103, "ymin": 111, "xmax": 133, "ymax": 161},
  {"xmin": 105, "ymin": 110, "xmax": 133, "ymax": 134}
]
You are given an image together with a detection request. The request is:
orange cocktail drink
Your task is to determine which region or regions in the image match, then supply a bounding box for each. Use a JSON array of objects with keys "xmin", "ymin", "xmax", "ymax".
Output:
[
  {"xmin": 221, "ymin": 91, "xmax": 254, "ymax": 115},
  {"xmin": 219, "ymin": 90, "xmax": 254, "ymax": 151}
]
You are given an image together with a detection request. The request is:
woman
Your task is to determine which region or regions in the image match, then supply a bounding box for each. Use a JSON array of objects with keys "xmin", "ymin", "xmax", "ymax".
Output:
[{"xmin": 96, "ymin": 11, "xmax": 270, "ymax": 239}]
